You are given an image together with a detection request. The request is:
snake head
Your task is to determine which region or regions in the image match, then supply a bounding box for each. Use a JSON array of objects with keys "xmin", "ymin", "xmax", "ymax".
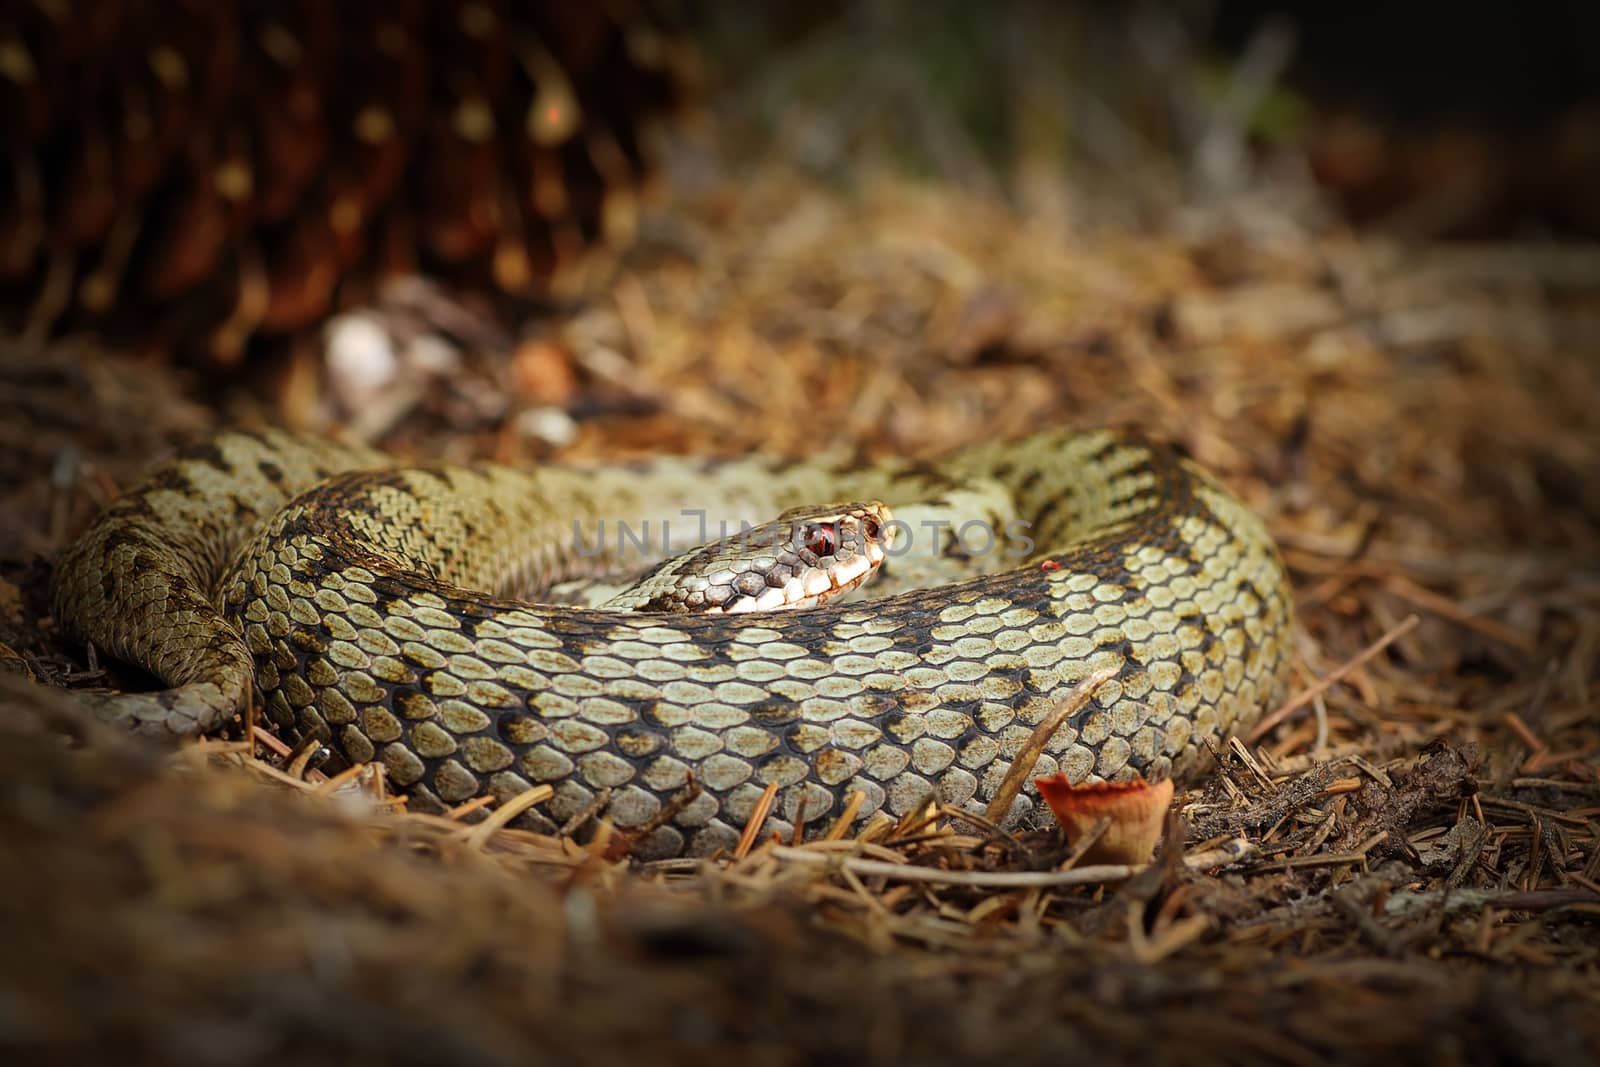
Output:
[
  {"xmin": 762, "ymin": 501, "xmax": 896, "ymax": 608},
  {"xmin": 614, "ymin": 501, "xmax": 895, "ymax": 614},
  {"xmin": 711, "ymin": 500, "xmax": 895, "ymax": 614}
]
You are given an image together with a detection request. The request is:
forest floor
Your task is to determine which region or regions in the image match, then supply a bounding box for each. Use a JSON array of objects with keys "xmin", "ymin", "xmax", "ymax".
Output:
[{"xmin": 2, "ymin": 139, "xmax": 1599, "ymax": 1063}]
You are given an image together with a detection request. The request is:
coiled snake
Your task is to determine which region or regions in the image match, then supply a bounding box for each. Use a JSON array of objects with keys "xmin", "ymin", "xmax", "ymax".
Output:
[{"xmin": 52, "ymin": 427, "xmax": 1292, "ymax": 857}]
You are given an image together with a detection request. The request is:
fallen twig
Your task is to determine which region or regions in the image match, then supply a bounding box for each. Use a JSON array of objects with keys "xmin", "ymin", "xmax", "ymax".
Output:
[
  {"xmin": 1248, "ymin": 615, "xmax": 1421, "ymax": 741},
  {"xmin": 984, "ymin": 665, "xmax": 1120, "ymax": 824},
  {"xmin": 768, "ymin": 836, "xmax": 1254, "ymax": 888}
]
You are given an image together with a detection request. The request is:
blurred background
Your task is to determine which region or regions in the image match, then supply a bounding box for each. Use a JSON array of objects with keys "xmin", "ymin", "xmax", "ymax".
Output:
[
  {"xmin": 4, "ymin": 1, "xmax": 1597, "ymax": 377},
  {"xmin": 697, "ymin": 1, "xmax": 1600, "ymax": 235}
]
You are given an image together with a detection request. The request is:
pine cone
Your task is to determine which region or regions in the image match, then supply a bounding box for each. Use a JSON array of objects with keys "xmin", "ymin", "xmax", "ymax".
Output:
[{"xmin": 0, "ymin": 1, "xmax": 691, "ymax": 364}]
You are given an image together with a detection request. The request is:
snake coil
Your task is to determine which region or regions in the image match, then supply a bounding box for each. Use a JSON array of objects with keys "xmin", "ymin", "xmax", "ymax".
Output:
[{"xmin": 53, "ymin": 427, "xmax": 1293, "ymax": 858}]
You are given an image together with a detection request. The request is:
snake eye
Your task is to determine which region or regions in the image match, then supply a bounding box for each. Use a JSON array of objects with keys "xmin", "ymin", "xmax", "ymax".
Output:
[
  {"xmin": 862, "ymin": 514, "xmax": 881, "ymax": 541},
  {"xmin": 803, "ymin": 523, "xmax": 837, "ymax": 558}
]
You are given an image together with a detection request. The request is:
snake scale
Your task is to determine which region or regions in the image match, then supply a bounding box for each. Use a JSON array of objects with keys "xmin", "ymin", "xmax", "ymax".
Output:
[{"xmin": 52, "ymin": 427, "xmax": 1293, "ymax": 858}]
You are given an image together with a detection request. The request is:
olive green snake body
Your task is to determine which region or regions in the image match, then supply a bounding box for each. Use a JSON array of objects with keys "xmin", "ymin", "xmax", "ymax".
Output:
[{"xmin": 52, "ymin": 428, "xmax": 1293, "ymax": 857}]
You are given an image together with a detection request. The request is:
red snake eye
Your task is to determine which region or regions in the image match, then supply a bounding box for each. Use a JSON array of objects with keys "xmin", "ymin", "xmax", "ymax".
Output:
[{"xmin": 803, "ymin": 524, "xmax": 837, "ymax": 557}]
